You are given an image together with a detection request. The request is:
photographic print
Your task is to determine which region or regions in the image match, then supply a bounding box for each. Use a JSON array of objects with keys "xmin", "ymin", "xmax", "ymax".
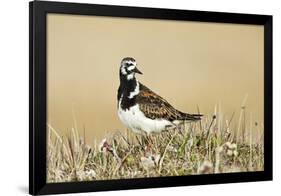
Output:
[
  {"xmin": 46, "ymin": 14, "xmax": 264, "ymax": 182},
  {"xmin": 29, "ymin": 1, "xmax": 272, "ymax": 194}
]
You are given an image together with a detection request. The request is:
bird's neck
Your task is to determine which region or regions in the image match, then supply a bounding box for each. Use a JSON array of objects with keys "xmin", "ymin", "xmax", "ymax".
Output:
[
  {"xmin": 118, "ymin": 73, "xmax": 139, "ymax": 110},
  {"xmin": 119, "ymin": 73, "xmax": 138, "ymax": 95}
]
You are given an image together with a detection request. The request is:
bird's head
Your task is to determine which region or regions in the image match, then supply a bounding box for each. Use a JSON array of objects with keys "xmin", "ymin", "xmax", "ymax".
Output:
[{"xmin": 120, "ymin": 57, "xmax": 142, "ymax": 80}]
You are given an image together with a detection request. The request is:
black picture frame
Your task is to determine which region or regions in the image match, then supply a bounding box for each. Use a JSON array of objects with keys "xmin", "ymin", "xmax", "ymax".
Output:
[{"xmin": 29, "ymin": 1, "xmax": 273, "ymax": 195}]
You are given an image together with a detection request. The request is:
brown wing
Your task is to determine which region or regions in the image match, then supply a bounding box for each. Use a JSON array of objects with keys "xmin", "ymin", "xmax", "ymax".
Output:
[{"xmin": 136, "ymin": 83, "xmax": 201, "ymax": 121}]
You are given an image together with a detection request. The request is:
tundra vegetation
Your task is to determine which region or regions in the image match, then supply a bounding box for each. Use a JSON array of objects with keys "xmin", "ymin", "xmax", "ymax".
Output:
[{"xmin": 47, "ymin": 103, "xmax": 264, "ymax": 182}]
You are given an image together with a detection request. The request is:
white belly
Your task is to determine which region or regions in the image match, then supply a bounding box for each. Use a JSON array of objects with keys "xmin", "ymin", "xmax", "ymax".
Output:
[{"xmin": 118, "ymin": 103, "xmax": 173, "ymax": 135}]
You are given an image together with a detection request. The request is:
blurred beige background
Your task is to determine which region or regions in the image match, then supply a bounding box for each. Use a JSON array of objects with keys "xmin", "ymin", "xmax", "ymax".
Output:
[{"xmin": 47, "ymin": 14, "xmax": 264, "ymax": 144}]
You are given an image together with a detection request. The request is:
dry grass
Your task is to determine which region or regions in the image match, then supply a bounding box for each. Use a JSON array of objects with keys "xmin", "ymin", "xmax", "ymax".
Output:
[{"xmin": 47, "ymin": 105, "xmax": 264, "ymax": 183}]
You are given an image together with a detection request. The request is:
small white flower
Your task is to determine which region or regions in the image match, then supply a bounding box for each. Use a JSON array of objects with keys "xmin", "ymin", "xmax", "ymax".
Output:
[
  {"xmin": 167, "ymin": 145, "xmax": 177, "ymax": 152},
  {"xmin": 98, "ymin": 138, "xmax": 107, "ymax": 152},
  {"xmin": 230, "ymin": 143, "xmax": 237, "ymax": 150},
  {"xmin": 141, "ymin": 156, "xmax": 155, "ymax": 169},
  {"xmin": 225, "ymin": 142, "xmax": 232, "ymax": 148},
  {"xmin": 226, "ymin": 150, "xmax": 233, "ymax": 156},
  {"xmin": 216, "ymin": 146, "xmax": 223, "ymax": 153},
  {"xmin": 85, "ymin": 170, "xmax": 96, "ymax": 178},
  {"xmin": 152, "ymin": 154, "xmax": 161, "ymax": 165}
]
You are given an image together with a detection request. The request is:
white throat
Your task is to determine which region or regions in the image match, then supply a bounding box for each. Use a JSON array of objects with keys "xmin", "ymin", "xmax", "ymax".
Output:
[{"xmin": 126, "ymin": 73, "xmax": 135, "ymax": 80}]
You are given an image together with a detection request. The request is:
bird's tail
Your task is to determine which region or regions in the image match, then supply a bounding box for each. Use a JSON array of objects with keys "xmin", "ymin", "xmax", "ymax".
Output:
[{"xmin": 179, "ymin": 112, "xmax": 203, "ymax": 121}]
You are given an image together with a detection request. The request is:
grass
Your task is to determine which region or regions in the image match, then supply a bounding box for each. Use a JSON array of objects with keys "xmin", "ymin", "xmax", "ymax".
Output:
[{"xmin": 47, "ymin": 104, "xmax": 264, "ymax": 183}]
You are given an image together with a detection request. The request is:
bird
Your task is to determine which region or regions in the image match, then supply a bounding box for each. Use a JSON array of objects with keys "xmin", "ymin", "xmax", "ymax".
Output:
[{"xmin": 117, "ymin": 57, "xmax": 202, "ymax": 136}]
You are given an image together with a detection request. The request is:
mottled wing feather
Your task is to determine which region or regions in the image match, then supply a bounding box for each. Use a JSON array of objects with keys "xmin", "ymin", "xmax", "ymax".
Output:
[{"xmin": 136, "ymin": 83, "xmax": 201, "ymax": 121}]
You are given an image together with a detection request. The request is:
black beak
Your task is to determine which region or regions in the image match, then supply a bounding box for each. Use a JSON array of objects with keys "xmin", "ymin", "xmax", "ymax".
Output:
[{"xmin": 133, "ymin": 67, "xmax": 143, "ymax": 74}]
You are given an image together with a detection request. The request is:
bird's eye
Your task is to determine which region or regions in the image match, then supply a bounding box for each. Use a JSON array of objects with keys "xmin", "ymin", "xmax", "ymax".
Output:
[{"xmin": 126, "ymin": 63, "xmax": 133, "ymax": 66}]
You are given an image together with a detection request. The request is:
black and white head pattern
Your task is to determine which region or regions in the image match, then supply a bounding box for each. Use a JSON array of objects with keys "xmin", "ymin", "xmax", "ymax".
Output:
[{"xmin": 120, "ymin": 57, "xmax": 139, "ymax": 80}]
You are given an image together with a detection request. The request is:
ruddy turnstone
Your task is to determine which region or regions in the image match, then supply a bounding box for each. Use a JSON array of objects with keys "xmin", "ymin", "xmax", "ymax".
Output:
[{"xmin": 117, "ymin": 57, "xmax": 202, "ymax": 135}]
